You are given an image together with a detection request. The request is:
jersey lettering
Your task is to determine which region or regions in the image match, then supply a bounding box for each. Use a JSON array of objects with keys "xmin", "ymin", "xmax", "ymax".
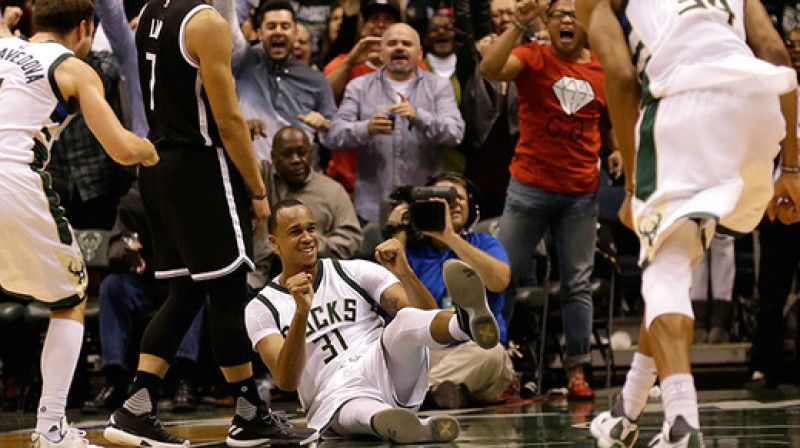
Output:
[
  {"xmin": 677, "ymin": 0, "xmax": 735, "ymax": 26},
  {"xmin": 304, "ymin": 298, "xmax": 359, "ymax": 336},
  {"xmin": 310, "ymin": 307, "xmax": 329, "ymax": 331},
  {"xmin": 0, "ymin": 48, "xmax": 44, "ymax": 83},
  {"xmin": 145, "ymin": 52, "xmax": 157, "ymax": 110},
  {"xmin": 343, "ymin": 298, "xmax": 356, "ymax": 322},
  {"xmin": 312, "ymin": 328, "xmax": 349, "ymax": 364},
  {"xmin": 149, "ymin": 19, "xmax": 164, "ymax": 39}
]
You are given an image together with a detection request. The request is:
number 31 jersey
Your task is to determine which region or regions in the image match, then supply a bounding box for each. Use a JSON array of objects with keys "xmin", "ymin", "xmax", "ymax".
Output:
[
  {"xmin": 245, "ymin": 258, "xmax": 397, "ymax": 407},
  {"xmin": 622, "ymin": 0, "xmax": 796, "ymax": 98}
]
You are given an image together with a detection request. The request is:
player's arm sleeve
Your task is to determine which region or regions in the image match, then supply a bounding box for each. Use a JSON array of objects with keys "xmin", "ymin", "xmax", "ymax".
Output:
[{"xmin": 245, "ymin": 297, "xmax": 283, "ymax": 349}]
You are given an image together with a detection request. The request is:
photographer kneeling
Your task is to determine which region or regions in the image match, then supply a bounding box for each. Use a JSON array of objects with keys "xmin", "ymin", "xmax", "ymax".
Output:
[{"xmin": 383, "ymin": 172, "xmax": 514, "ymax": 409}]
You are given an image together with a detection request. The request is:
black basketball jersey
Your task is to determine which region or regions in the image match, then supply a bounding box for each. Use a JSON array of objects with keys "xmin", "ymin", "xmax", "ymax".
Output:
[{"xmin": 135, "ymin": 0, "xmax": 222, "ymax": 148}]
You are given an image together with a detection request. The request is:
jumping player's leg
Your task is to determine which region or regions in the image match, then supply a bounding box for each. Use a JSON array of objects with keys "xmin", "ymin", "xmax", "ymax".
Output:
[
  {"xmin": 591, "ymin": 220, "xmax": 701, "ymax": 448},
  {"xmin": 642, "ymin": 219, "xmax": 704, "ymax": 441}
]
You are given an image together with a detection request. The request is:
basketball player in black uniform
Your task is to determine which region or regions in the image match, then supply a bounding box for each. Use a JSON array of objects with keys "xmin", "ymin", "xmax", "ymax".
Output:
[{"xmin": 103, "ymin": 0, "xmax": 317, "ymax": 446}]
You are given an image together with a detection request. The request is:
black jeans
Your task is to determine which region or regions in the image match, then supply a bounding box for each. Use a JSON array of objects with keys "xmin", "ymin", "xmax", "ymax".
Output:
[{"xmin": 749, "ymin": 219, "xmax": 800, "ymax": 381}]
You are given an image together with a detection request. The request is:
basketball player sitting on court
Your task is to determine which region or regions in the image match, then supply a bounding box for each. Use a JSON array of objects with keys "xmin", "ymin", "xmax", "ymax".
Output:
[{"xmin": 244, "ymin": 199, "xmax": 500, "ymax": 444}]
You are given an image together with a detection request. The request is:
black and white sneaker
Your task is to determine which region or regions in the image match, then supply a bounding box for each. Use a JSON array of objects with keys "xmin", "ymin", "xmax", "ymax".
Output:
[
  {"xmin": 226, "ymin": 409, "xmax": 318, "ymax": 447},
  {"xmin": 443, "ymin": 259, "xmax": 499, "ymax": 349},
  {"xmin": 371, "ymin": 408, "xmax": 459, "ymax": 444},
  {"xmin": 104, "ymin": 408, "xmax": 189, "ymax": 448}
]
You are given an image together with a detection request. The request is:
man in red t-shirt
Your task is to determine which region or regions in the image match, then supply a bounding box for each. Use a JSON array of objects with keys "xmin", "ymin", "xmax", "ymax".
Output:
[{"xmin": 480, "ymin": 0, "xmax": 619, "ymax": 401}]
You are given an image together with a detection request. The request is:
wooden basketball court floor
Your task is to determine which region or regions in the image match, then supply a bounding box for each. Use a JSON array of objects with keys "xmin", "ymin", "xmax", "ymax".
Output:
[{"xmin": 1, "ymin": 384, "xmax": 799, "ymax": 447}]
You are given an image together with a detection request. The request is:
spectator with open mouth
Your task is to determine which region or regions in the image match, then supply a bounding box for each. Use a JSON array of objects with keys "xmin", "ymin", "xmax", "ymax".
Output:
[
  {"xmin": 481, "ymin": 0, "xmax": 621, "ymax": 401},
  {"xmin": 216, "ymin": 0, "xmax": 337, "ymax": 166}
]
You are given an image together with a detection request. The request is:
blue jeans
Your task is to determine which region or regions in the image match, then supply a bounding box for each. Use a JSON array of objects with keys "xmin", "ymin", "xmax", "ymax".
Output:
[
  {"xmin": 498, "ymin": 178, "xmax": 597, "ymax": 370},
  {"xmin": 98, "ymin": 273, "xmax": 203, "ymax": 370}
]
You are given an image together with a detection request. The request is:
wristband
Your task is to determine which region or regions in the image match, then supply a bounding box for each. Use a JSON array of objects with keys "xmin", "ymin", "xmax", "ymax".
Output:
[
  {"xmin": 781, "ymin": 164, "xmax": 800, "ymax": 173},
  {"xmin": 511, "ymin": 19, "xmax": 532, "ymax": 32},
  {"xmin": 250, "ymin": 192, "xmax": 268, "ymax": 200}
]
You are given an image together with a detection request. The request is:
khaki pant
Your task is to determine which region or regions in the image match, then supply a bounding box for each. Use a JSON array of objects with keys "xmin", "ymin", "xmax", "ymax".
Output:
[{"xmin": 428, "ymin": 342, "xmax": 514, "ymax": 403}]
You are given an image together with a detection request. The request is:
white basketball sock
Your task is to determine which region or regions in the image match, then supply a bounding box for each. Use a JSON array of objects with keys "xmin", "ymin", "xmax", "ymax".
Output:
[
  {"xmin": 620, "ymin": 352, "xmax": 657, "ymax": 419},
  {"xmin": 661, "ymin": 373, "xmax": 700, "ymax": 429},
  {"xmin": 36, "ymin": 318, "xmax": 84, "ymax": 440},
  {"xmin": 332, "ymin": 398, "xmax": 392, "ymax": 436},
  {"xmin": 448, "ymin": 315, "xmax": 469, "ymax": 341}
]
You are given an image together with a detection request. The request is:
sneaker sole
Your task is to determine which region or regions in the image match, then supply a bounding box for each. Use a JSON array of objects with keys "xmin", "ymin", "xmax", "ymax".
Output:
[
  {"xmin": 104, "ymin": 426, "xmax": 190, "ymax": 448},
  {"xmin": 372, "ymin": 408, "xmax": 459, "ymax": 444},
  {"xmin": 225, "ymin": 430, "xmax": 319, "ymax": 447},
  {"xmin": 589, "ymin": 412, "xmax": 637, "ymax": 448},
  {"xmin": 442, "ymin": 259, "xmax": 499, "ymax": 349}
]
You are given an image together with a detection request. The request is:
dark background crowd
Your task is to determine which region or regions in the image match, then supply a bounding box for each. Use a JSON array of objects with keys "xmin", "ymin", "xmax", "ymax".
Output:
[{"xmin": 0, "ymin": 0, "xmax": 798, "ymax": 415}]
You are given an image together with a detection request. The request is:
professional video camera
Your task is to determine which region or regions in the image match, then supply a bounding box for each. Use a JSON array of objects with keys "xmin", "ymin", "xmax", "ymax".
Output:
[{"xmin": 379, "ymin": 185, "xmax": 458, "ymax": 238}]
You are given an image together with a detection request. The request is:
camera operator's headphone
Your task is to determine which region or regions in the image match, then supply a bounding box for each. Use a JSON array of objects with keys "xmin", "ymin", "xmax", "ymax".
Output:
[{"xmin": 425, "ymin": 172, "xmax": 481, "ymax": 232}]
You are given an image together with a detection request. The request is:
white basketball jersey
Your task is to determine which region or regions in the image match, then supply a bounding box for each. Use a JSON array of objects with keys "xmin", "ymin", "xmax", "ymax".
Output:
[
  {"xmin": 623, "ymin": 0, "xmax": 796, "ymax": 98},
  {"xmin": 245, "ymin": 258, "xmax": 398, "ymax": 420},
  {"xmin": 0, "ymin": 38, "xmax": 75, "ymax": 168}
]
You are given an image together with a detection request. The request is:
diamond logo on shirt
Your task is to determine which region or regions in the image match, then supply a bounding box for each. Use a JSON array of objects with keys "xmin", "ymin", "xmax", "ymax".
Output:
[{"xmin": 552, "ymin": 76, "xmax": 595, "ymax": 116}]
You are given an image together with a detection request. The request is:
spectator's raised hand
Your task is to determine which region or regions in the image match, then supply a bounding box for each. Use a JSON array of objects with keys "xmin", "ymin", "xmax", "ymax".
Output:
[
  {"xmin": 476, "ymin": 34, "xmax": 498, "ymax": 57},
  {"xmin": 344, "ymin": 36, "xmax": 382, "ymax": 67},
  {"xmin": 391, "ymin": 93, "xmax": 417, "ymax": 121},
  {"xmin": 298, "ymin": 111, "xmax": 330, "ymax": 132},
  {"xmin": 514, "ymin": 0, "xmax": 539, "ymax": 27},
  {"xmin": 247, "ymin": 119, "xmax": 267, "ymax": 140}
]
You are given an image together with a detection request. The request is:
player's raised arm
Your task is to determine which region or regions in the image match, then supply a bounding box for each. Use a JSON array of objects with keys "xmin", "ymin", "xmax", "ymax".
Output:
[
  {"xmin": 54, "ymin": 56, "xmax": 158, "ymax": 166},
  {"xmin": 374, "ymin": 238, "xmax": 439, "ymax": 314}
]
